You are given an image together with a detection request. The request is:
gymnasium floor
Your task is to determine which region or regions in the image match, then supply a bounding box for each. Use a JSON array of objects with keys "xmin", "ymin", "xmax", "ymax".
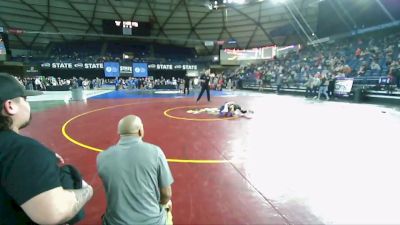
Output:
[{"xmin": 24, "ymin": 89, "xmax": 400, "ymax": 225}]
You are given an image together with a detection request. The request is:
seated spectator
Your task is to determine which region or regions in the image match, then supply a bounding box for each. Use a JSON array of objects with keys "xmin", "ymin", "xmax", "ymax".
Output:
[
  {"xmin": 357, "ymin": 65, "xmax": 367, "ymax": 76},
  {"xmin": 342, "ymin": 65, "xmax": 352, "ymax": 76},
  {"xmin": 97, "ymin": 115, "xmax": 174, "ymax": 225},
  {"xmin": 370, "ymin": 61, "xmax": 381, "ymax": 71}
]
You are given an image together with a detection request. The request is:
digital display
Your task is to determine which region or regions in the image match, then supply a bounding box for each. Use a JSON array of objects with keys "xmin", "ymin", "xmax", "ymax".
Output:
[
  {"xmin": 102, "ymin": 20, "xmax": 151, "ymax": 36},
  {"xmin": 220, "ymin": 46, "xmax": 276, "ymax": 65}
]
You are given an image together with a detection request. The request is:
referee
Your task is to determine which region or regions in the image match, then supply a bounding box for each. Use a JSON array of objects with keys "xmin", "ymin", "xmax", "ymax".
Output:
[{"xmin": 196, "ymin": 70, "xmax": 211, "ymax": 102}]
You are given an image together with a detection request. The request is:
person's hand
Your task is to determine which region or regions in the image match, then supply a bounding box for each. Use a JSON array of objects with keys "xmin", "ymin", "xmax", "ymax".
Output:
[
  {"xmin": 55, "ymin": 153, "xmax": 65, "ymax": 164},
  {"xmin": 166, "ymin": 200, "xmax": 172, "ymax": 211}
]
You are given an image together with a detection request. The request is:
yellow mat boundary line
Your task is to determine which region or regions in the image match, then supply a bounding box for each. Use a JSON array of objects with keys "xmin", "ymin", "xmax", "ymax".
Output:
[{"xmin": 61, "ymin": 102, "xmax": 230, "ymax": 164}]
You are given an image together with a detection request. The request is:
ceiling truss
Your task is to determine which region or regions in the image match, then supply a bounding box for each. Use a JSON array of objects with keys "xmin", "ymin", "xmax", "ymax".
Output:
[{"xmin": 0, "ymin": 0, "xmax": 318, "ymax": 52}]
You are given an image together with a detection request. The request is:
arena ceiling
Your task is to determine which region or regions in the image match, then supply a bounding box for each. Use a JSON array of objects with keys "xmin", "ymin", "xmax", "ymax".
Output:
[{"xmin": 0, "ymin": 0, "xmax": 319, "ymax": 54}]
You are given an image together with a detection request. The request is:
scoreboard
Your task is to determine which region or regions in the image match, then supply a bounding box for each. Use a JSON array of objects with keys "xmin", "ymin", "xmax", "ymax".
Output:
[
  {"xmin": 219, "ymin": 46, "xmax": 277, "ymax": 65},
  {"xmin": 102, "ymin": 20, "xmax": 151, "ymax": 36}
]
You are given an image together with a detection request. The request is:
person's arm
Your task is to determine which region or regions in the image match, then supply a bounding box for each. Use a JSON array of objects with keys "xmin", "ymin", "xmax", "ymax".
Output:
[
  {"xmin": 3, "ymin": 138, "xmax": 93, "ymax": 225},
  {"xmin": 157, "ymin": 148, "xmax": 174, "ymax": 205},
  {"xmin": 21, "ymin": 185, "xmax": 93, "ymax": 225},
  {"xmin": 160, "ymin": 186, "xmax": 172, "ymax": 205}
]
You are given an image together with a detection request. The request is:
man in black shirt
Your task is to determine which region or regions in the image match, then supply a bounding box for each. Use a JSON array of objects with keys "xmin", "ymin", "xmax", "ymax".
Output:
[
  {"xmin": 0, "ymin": 73, "xmax": 93, "ymax": 225},
  {"xmin": 183, "ymin": 76, "xmax": 191, "ymax": 95},
  {"xmin": 196, "ymin": 70, "xmax": 211, "ymax": 102}
]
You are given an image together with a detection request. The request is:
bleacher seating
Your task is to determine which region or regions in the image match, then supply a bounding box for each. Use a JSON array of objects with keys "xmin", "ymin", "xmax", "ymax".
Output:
[
  {"xmin": 228, "ymin": 29, "xmax": 400, "ymax": 92},
  {"xmin": 105, "ymin": 41, "xmax": 150, "ymax": 59}
]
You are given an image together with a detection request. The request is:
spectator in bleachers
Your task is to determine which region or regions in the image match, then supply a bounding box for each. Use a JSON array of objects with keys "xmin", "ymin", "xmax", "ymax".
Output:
[
  {"xmin": 77, "ymin": 77, "xmax": 83, "ymax": 88},
  {"xmin": 316, "ymin": 73, "xmax": 330, "ymax": 101},
  {"xmin": 276, "ymin": 73, "xmax": 283, "ymax": 94},
  {"xmin": 27, "ymin": 79, "xmax": 34, "ymax": 90},
  {"xmin": 34, "ymin": 77, "xmax": 42, "ymax": 90},
  {"xmin": 355, "ymin": 48, "xmax": 362, "ymax": 57},
  {"xmin": 312, "ymin": 73, "xmax": 321, "ymax": 97},
  {"xmin": 389, "ymin": 60, "xmax": 400, "ymax": 88},
  {"xmin": 370, "ymin": 61, "xmax": 381, "ymax": 71},
  {"xmin": 357, "ymin": 64, "xmax": 367, "ymax": 76},
  {"xmin": 304, "ymin": 74, "xmax": 314, "ymax": 98},
  {"xmin": 328, "ymin": 74, "xmax": 336, "ymax": 98}
]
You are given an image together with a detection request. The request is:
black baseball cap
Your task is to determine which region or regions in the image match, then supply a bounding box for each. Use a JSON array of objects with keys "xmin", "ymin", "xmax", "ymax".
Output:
[{"xmin": 0, "ymin": 73, "xmax": 34, "ymax": 103}]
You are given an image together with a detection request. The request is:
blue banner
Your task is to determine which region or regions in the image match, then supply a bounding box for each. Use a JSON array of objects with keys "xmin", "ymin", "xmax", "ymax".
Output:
[
  {"xmin": 104, "ymin": 62, "xmax": 120, "ymax": 77},
  {"xmin": 133, "ymin": 63, "xmax": 148, "ymax": 77}
]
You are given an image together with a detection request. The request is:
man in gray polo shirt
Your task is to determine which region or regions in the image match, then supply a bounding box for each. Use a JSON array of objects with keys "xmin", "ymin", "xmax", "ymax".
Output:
[{"xmin": 97, "ymin": 115, "xmax": 174, "ymax": 225}]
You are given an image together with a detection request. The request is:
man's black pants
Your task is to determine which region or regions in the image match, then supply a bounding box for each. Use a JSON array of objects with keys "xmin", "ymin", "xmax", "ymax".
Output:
[
  {"xmin": 197, "ymin": 85, "xmax": 210, "ymax": 101},
  {"xmin": 184, "ymin": 85, "xmax": 190, "ymax": 94}
]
